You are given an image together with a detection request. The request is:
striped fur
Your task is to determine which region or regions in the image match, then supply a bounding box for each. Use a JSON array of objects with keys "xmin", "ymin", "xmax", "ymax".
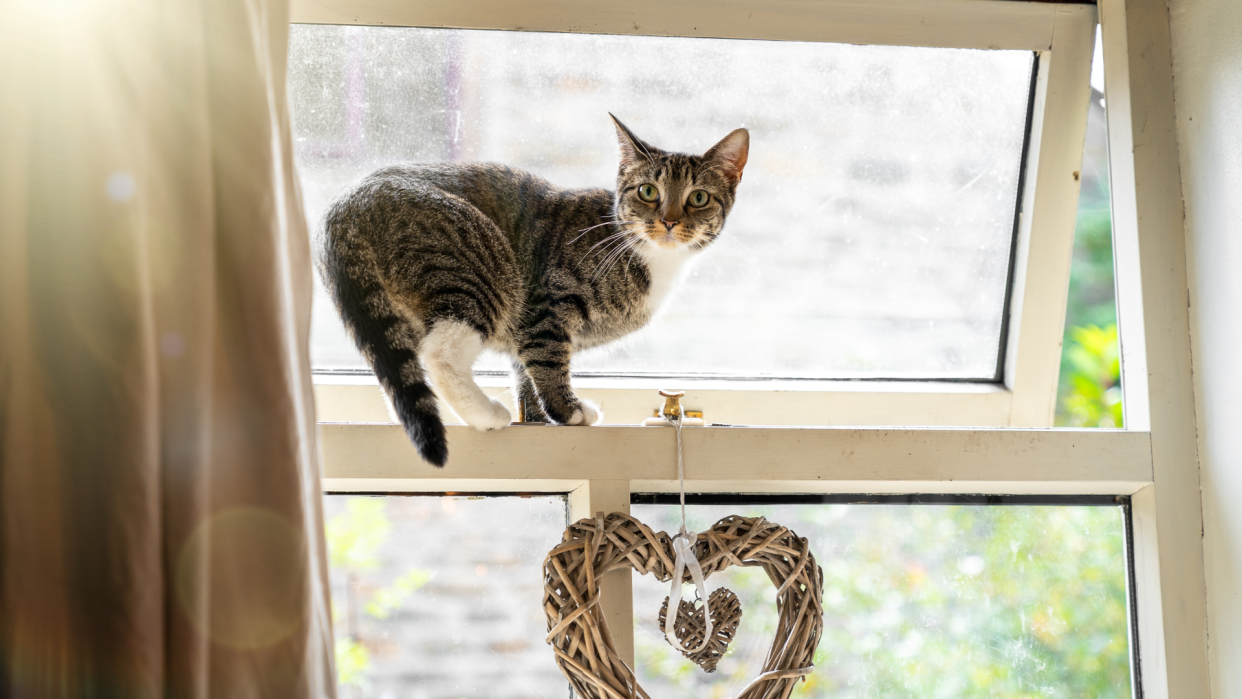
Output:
[{"xmin": 319, "ymin": 116, "xmax": 749, "ymax": 466}]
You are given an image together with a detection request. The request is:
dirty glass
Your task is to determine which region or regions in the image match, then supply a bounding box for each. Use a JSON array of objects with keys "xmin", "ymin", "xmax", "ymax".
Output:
[
  {"xmin": 290, "ymin": 26, "xmax": 1034, "ymax": 379},
  {"xmin": 631, "ymin": 502, "xmax": 1132, "ymax": 698},
  {"xmin": 324, "ymin": 494, "xmax": 568, "ymax": 699}
]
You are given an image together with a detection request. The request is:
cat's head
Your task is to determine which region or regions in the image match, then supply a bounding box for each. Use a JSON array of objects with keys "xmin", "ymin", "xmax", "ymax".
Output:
[{"xmin": 611, "ymin": 115, "xmax": 749, "ymax": 252}]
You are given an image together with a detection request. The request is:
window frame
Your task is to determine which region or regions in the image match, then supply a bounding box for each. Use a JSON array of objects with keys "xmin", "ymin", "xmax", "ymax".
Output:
[
  {"xmin": 296, "ymin": 0, "xmax": 1207, "ymax": 695},
  {"xmin": 297, "ymin": 0, "xmax": 1092, "ymax": 428}
]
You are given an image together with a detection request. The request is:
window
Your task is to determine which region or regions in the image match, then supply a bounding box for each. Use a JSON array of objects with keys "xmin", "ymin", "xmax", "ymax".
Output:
[
  {"xmin": 290, "ymin": 0, "xmax": 1092, "ymax": 428},
  {"xmin": 291, "ymin": 27, "xmax": 1034, "ymax": 382},
  {"xmin": 295, "ymin": 0, "xmax": 1198, "ymax": 697},
  {"xmin": 631, "ymin": 497, "xmax": 1133, "ymax": 698}
]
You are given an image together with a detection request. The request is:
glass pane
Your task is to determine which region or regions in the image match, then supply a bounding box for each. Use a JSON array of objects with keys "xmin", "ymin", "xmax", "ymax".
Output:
[
  {"xmin": 324, "ymin": 494, "xmax": 568, "ymax": 698},
  {"xmin": 631, "ymin": 502, "xmax": 1132, "ymax": 698},
  {"xmin": 290, "ymin": 26, "xmax": 1033, "ymax": 379}
]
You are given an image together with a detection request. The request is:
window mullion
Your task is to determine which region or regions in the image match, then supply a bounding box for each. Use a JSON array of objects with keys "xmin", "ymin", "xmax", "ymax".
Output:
[
  {"xmin": 1099, "ymin": 0, "xmax": 1209, "ymax": 695},
  {"xmin": 569, "ymin": 479, "xmax": 635, "ymax": 668}
]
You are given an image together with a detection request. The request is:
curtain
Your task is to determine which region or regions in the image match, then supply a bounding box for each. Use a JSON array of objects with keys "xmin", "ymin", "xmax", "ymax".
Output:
[{"xmin": 0, "ymin": 0, "xmax": 336, "ymax": 696}]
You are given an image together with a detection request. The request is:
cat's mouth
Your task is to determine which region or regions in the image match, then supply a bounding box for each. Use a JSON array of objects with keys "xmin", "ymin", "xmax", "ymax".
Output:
[{"xmin": 646, "ymin": 225, "xmax": 688, "ymax": 249}]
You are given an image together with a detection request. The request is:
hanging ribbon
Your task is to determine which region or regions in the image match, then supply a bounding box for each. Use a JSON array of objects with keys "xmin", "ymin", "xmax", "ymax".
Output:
[
  {"xmin": 664, "ymin": 529, "xmax": 713, "ymax": 653},
  {"xmin": 660, "ymin": 409, "xmax": 714, "ymax": 654}
]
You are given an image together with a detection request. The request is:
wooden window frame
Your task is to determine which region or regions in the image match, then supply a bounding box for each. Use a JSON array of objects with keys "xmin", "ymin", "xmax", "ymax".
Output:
[{"xmin": 296, "ymin": 0, "xmax": 1208, "ymax": 695}]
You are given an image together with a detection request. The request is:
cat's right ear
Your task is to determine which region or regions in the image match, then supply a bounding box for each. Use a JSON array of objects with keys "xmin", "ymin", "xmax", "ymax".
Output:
[
  {"xmin": 610, "ymin": 113, "xmax": 657, "ymax": 168},
  {"xmin": 704, "ymin": 128, "xmax": 750, "ymax": 185}
]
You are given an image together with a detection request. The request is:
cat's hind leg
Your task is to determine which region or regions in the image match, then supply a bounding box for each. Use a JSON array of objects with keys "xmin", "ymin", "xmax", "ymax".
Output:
[{"xmin": 422, "ymin": 320, "xmax": 512, "ymax": 431}]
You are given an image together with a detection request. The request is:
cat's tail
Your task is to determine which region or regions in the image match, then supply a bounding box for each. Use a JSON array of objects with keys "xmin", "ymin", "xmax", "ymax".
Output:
[{"xmin": 319, "ymin": 208, "xmax": 449, "ymax": 467}]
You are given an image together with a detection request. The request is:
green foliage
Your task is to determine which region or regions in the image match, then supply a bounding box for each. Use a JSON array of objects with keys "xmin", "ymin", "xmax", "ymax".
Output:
[
  {"xmin": 364, "ymin": 568, "xmax": 433, "ymax": 619},
  {"xmin": 327, "ymin": 498, "xmax": 391, "ymax": 572},
  {"xmin": 335, "ymin": 636, "xmax": 372, "ymax": 689},
  {"xmin": 1056, "ymin": 170, "xmax": 1123, "ymax": 428},
  {"xmin": 1059, "ymin": 324, "xmax": 1123, "ymax": 428},
  {"xmin": 326, "ymin": 497, "xmax": 433, "ymax": 691},
  {"xmin": 1063, "ymin": 209, "xmax": 1116, "ymax": 331}
]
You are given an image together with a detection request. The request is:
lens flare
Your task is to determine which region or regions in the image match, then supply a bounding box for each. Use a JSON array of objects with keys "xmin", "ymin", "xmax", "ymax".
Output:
[{"xmin": 176, "ymin": 508, "xmax": 307, "ymax": 650}]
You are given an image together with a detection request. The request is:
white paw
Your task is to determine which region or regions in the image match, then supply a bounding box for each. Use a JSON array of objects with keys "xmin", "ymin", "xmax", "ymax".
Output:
[
  {"xmin": 565, "ymin": 399, "xmax": 603, "ymax": 426},
  {"xmin": 469, "ymin": 398, "xmax": 512, "ymax": 432}
]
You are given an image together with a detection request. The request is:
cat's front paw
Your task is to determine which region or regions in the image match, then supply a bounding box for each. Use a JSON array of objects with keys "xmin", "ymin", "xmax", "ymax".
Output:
[{"xmin": 564, "ymin": 399, "xmax": 602, "ymax": 426}]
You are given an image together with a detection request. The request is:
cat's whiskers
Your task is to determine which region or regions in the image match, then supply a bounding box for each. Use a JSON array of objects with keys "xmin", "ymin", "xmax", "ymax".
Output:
[
  {"xmin": 620, "ymin": 243, "xmax": 643, "ymax": 277},
  {"xmin": 592, "ymin": 247, "xmax": 630, "ymax": 282},
  {"xmin": 592, "ymin": 236, "xmax": 643, "ymax": 282},
  {"xmin": 579, "ymin": 228, "xmax": 638, "ymax": 265},
  {"xmin": 584, "ymin": 232, "xmax": 635, "ymax": 270},
  {"xmin": 584, "ymin": 229, "xmax": 632, "ymax": 253},
  {"xmin": 570, "ymin": 219, "xmax": 639, "ymax": 245}
]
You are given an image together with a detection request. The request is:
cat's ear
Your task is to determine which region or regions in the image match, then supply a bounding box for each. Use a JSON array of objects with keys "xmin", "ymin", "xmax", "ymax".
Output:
[
  {"xmin": 704, "ymin": 128, "xmax": 750, "ymax": 184},
  {"xmin": 610, "ymin": 113, "xmax": 659, "ymax": 167}
]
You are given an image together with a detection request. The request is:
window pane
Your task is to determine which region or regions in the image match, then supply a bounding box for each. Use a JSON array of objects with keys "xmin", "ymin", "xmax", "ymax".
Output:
[
  {"xmin": 290, "ymin": 26, "xmax": 1033, "ymax": 379},
  {"xmin": 324, "ymin": 494, "xmax": 568, "ymax": 698},
  {"xmin": 631, "ymin": 502, "xmax": 1132, "ymax": 697}
]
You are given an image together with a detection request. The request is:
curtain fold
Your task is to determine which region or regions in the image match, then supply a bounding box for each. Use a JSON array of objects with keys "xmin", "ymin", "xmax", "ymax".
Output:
[{"xmin": 0, "ymin": 0, "xmax": 336, "ymax": 696}]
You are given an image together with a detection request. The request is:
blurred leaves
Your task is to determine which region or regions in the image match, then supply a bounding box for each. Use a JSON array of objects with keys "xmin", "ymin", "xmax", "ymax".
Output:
[
  {"xmin": 1056, "ymin": 154, "xmax": 1122, "ymax": 428},
  {"xmin": 327, "ymin": 498, "xmax": 391, "ymax": 572},
  {"xmin": 336, "ymin": 636, "xmax": 372, "ymax": 689},
  {"xmin": 1063, "ymin": 209, "xmax": 1116, "ymax": 331},
  {"xmin": 326, "ymin": 498, "xmax": 433, "ymax": 691},
  {"xmin": 1060, "ymin": 324, "xmax": 1123, "ymax": 428},
  {"xmin": 365, "ymin": 569, "xmax": 433, "ymax": 619}
]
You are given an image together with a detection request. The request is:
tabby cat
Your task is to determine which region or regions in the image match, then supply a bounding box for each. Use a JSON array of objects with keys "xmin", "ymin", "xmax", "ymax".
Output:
[{"xmin": 319, "ymin": 116, "xmax": 748, "ymax": 466}]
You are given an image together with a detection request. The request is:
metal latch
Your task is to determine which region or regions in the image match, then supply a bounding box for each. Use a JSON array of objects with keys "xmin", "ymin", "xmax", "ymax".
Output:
[{"xmin": 642, "ymin": 390, "xmax": 705, "ymax": 426}]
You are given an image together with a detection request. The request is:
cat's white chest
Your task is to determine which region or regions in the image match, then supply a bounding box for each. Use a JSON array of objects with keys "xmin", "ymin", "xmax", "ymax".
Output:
[{"xmin": 638, "ymin": 246, "xmax": 696, "ymax": 319}]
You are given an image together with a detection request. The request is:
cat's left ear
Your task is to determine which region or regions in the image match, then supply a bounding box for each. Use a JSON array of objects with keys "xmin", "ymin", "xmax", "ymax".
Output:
[
  {"xmin": 610, "ymin": 113, "xmax": 660, "ymax": 168},
  {"xmin": 704, "ymin": 128, "xmax": 750, "ymax": 184}
]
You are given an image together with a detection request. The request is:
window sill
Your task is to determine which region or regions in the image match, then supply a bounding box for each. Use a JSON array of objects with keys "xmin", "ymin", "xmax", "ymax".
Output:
[
  {"xmin": 319, "ymin": 422, "xmax": 1152, "ymax": 496},
  {"xmin": 312, "ymin": 373, "xmax": 1016, "ymax": 427}
]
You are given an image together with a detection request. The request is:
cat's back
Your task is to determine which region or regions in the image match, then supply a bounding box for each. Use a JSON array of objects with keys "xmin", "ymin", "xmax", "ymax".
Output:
[
  {"xmin": 339, "ymin": 163, "xmax": 614, "ymax": 233},
  {"xmin": 363, "ymin": 161, "xmax": 538, "ymax": 197},
  {"xmin": 336, "ymin": 162, "xmax": 556, "ymax": 232}
]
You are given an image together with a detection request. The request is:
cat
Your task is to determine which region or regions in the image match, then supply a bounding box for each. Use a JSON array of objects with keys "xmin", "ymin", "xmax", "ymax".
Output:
[{"xmin": 319, "ymin": 115, "xmax": 748, "ymax": 467}]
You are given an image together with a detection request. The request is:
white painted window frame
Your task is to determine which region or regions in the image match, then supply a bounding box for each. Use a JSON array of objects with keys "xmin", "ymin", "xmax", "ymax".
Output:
[
  {"xmin": 297, "ymin": 0, "xmax": 1209, "ymax": 696},
  {"xmin": 299, "ymin": 0, "xmax": 1091, "ymax": 429}
]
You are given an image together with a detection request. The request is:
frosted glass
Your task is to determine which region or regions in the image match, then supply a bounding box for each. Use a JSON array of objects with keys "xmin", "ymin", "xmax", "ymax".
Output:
[
  {"xmin": 631, "ymin": 502, "xmax": 1132, "ymax": 698},
  {"xmin": 290, "ymin": 26, "xmax": 1033, "ymax": 379}
]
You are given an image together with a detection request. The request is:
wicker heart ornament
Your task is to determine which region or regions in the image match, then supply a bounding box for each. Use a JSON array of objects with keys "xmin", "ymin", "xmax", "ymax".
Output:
[
  {"xmin": 658, "ymin": 587, "xmax": 743, "ymax": 672},
  {"xmin": 542, "ymin": 513, "xmax": 823, "ymax": 699}
]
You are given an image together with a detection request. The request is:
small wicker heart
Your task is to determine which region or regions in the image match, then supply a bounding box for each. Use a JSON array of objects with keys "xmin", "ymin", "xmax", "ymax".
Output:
[{"xmin": 658, "ymin": 587, "xmax": 743, "ymax": 672}]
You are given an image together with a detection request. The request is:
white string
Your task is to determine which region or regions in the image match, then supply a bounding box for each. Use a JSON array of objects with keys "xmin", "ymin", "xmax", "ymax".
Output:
[
  {"xmin": 661, "ymin": 408, "xmax": 713, "ymax": 654},
  {"xmin": 673, "ymin": 412, "xmax": 687, "ymax": 537}
]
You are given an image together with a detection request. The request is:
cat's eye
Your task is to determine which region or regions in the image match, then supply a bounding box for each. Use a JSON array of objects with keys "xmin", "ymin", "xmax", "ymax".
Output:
[
  {"xmin": 637, "ymin": 184, "xmax": 659, "ymax": 202},
  {"xmin": 688, "ymin": 190, "xmax": 710, "ymax": 207}
]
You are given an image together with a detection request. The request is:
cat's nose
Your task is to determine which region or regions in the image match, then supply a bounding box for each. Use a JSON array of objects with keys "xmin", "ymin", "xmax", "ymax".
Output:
[{"xmin": 660, "ymin": 219, "xmax": 678, "ymax": 231}]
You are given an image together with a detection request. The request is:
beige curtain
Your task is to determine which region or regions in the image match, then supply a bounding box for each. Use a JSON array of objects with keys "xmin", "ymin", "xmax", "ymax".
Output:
[{"xmin": 0, "ymin": 0, "xmax": 336, "ymax": 696}]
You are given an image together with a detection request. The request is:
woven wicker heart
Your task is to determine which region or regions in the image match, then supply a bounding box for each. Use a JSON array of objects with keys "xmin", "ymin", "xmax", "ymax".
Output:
[
  {"xmin": 658, "ymin": 587, "xmax": 743, "ymax": 672},
  {"xmin": 543, "ymin": 513, "xmax": 823, "ymax": 699}
]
